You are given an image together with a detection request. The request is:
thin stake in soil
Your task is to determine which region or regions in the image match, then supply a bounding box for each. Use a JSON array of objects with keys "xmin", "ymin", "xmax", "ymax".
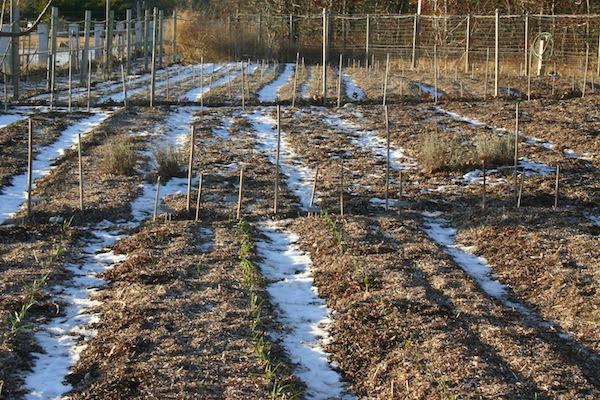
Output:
[
  {"xmin": 200, "ymin": 57, "xmax": 204, "ymax": 107},
  {"xmin": 237, "ymin": 166, "xmax": 244, "ymax": 220},
  {"xmin": 554, "ymin": 164, "xmax": 560, "ymax": 210},
  {"xmin": 86, "ymin": 56, "xmax": 92, "ymax": 112},
  {"xmin": 383, "ymin": 53, "xmax": 390, "ymax": 106},
  {"xmin": 337, "ymin": 54, "xmax": 343, "ymax": 108},
  {"xmin": 481, "ymin": 159, "xmax": 487, "ymax": 210},
  {"xmin": 78, "ymin": 133, "xmax": 84, "ymax": 210},
  {"xmin": 195, "ymin": 172, "xmax": 204, "ymax": 222},
  {"xmin": 68, "ymin": 50, "xmax": 73, "ymax": 112},
  {"xmin": 513, "ymin": 102, "xmax": 520, "ymax": 190},
  {"xmin": 292, "ymin": 52, "xmax": 299, "ymax": 107},
  {"xmin": 153, "ymin": 176, "xmax": 161, "ymax": 222},
  {"xmin": 339, "ymin": 160, "xmax": 345, "ymax": 217},
  {"xmin": 309, "ymin": 166, "xmax": 319, "ymax": 211},
  {"xmin": 121, "ymin": 64, "xmax": 128, "ymax": 107},
  {"xmin": 186, "ymin": 125, "xmax": 196, "ymax": 212},
  {"xmin": 384, "ymin": 105, "xmax": 390, "ymax": 211},
  {"xmin": 517, "ymin": 172, "xmax": 524, "ymax": 208},
  {"xmin": 241, "ymin": 62, "xmax": 246, "ymax": 111},
  {"xmin": 26, "ymin": 118, "xmax": 33, "ymax": 217},
  {"xmin": 274, "ymin": 105, "xmax": 281, "ymax": 214}
]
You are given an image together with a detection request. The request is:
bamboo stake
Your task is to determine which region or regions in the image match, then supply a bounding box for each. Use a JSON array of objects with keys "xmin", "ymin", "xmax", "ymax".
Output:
[
  {"xmin": 26, "ymin": 118, "xmax": 33, "ymax": 217},
  {"xmin": 384, "ymin": 105, "xmax": 390, "ymax": 211},
  {"xmin": 68, "ymin": 50, "xmax": 72, "ymax": 112},
  {"xmin": 292, "ymin": 52, "xmax": 299, "ymax": 107},
  {"xmin": 433, "ymin": 45, "xmax": 438, "ymax": 103},
  {"xmin": 274, "ymin": 105, "xmax": 281, "ymax": 214},
  {"xmin": 153, "ymin": 176, "xmax": 161, "ymax": 222},
  {"xmin": 241, "ymin": 62, "xmax": 246, "ymax": 110},
  {"xmin": 78, "ymin": 133, "xmax": 84, "ymax": 210},
  {"xmin": 200, "ymin": 57, "xmax": 204, "ymax": 107},
  {"xmin": 337, "ymin": 53, "xmax": 343, "ymax": 108},
  {"xmin": 186, "ymin": 125, "xmax": 196, "ymax": 212},
  {"xmin": 121, "ymin": 63, "xmax": 128, "ymax": 107},
  {"xmin": 517, "ymin": 172, "xmax": 524, "ymax": 208},
  {"xmin": 553, "ymin": 164, "xmax": 560, "ymax": 209},
  {"xmin": 237, "ymin": 166, "xmax": 244, "ymax": 220},
  {"xmin": 86, "ymin": 55, "xmax": 92, "ymax": 112},
  {"xmin": 383, "ymin": 53, "xmax": 390, "ymax": 106},
  {"xmin": 195, "ymin": 172, "xmax": 204, "ymax": 222},
  {"xmin": 339, "ymin": 160, "xmax": 344, "ymax": 217},
  {"xmin": 481, "ymin": 159, "xmax": 487, "ymax": 210},
  {"xmin": 513, "ymin": 102, "xmax": 519, "ymax": 190},
  {"xmin": 309, "ymin": 166, "xmax": 319, "ymax": 210}
]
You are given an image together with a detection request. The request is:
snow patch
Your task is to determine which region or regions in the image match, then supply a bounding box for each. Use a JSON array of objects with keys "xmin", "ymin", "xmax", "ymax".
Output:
[
  {"xmin": 258, "ymin": 63, "xmax": 295, "ymax": 103},
  {"xmin": 257, "ymin": 220, "xmax": 354, "ymax": 400}
]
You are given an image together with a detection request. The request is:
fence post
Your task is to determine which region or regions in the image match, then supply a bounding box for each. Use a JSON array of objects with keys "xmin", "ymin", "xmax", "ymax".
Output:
[
  {"xmin": 37, "ymin": 23, "xmax": 48, "ymax": 70},
  {"xmin": 94, "ymin": 22, "xmax": 103, "ymax": 62},
  {"xmin": 49, "ymin": 7, "xmax": 58, "ymax": 104},
  {"xmin": 104, "ymin": 0, "xmax": 112, "ymax": 79},
  {"xmin": 143, "ymin": 8, "xmax": 149, "ymax": 71},
  {"xmin": 322, "ymin": 8, "xmax": 328, "ymax": 104},
  {"xmin": 582, "ymin": 43, "xmax": 589, "ymax": 98},
  {"xmin": 365, "ymin": 14, "xmax": 370, "ymax": 68},
  {"xmin": 524, "ymin": 12, "xmax": 529, "ymax": 77},
  {"xmin": 411, "ymin": 13, "xmax": 419, "ymax": 69},
  {"xmin": 337, "ymin": 53, "xmax": 343, "ymax": 108},
  {"xmin": 81, "ymin": 11, "xmax": 91, "ymax": 85},
  {"xmin": 125, "ymin": 9, "xmax": 132, "ymax": 75},
  {"xmin": 597, "ymin": 33, "xmax": 600, "ymax": 76},
  {"xmin": 172, "ymin": 9, "xmax": 177, "ymax": 63},
  {"xmin": 158, "ymin": 10, "xmax": 164, "ymax": 67},
  {"xmin": 26, "ymin": 118, "xmax": 32, "ymax": 217},
  {"xmin": 494, "ymin": 8, "xmax": 499, "ymax": 98},
  {"xmin": 150, "ymin": 7, "xmax": 158, "ymax": 107},
  {"xmin": 464, "ymin": 14, "xmax": 470, "ymax": 73},
  {"xmin": 9, "ymin": 0, "xmax": 20, "ymax": 99}
]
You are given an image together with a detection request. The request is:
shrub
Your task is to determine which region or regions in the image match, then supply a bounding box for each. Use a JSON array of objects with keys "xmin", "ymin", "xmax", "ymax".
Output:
[
  {"xmin": 419, "ymin": 131, "xmax": 471, "ymax": 172},
  {"xmin": 99, "ymin": 136, "xmax": 138, "ymax": 176},
  {"xmin": 474, "ymin": 133, "xmax": 514, "ymax": 167},
  {"xmin": 153, "ymin": 144, "xmax": 185, "ymax": 180}
]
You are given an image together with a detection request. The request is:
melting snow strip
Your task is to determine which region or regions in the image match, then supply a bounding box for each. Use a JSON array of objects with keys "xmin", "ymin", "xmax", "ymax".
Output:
[
  {"xmin": 180, "ymin": 63, "xmax": 238, "ymax": 102},
  {"xmin": 320, "ymin": 110, "xmax": 415, "ymax": 171},
  {"xmin": 23, "ymin": 106, "xmax": 202, "ymax": 398},
  {"xmin": 256, "ymin": 220, "xmax": 354, "ymax": 400},
  {"xmin": 0, "ymin": 111, "xmax": 111, "ymax": 224},
  {"xmin": 342, "ymin": 73, "xmax": 366, "ymax": 101},
  {"xmin": 248, "ymin": 108, "xmax": 315, "ymax": 209},
  {"xmin": 0, "ymin": 113, "xmax": 26, "ymax": 129},
  {"xmin": 300, "ymin": 66, "xmax": 312, "ymax": 99},
  {"xmin": 258, "ymin": 63, "xmax": 295, "ymax": 103}
]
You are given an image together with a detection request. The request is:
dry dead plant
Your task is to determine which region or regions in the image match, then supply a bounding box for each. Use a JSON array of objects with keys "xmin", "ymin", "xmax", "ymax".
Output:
[
  {"xmin": 153, "ymin": 144, "xmax": 185, "ymax": 180},
  {"xmin": 99, "ymin": 137, "xmax": 138, "ymax": 176}
]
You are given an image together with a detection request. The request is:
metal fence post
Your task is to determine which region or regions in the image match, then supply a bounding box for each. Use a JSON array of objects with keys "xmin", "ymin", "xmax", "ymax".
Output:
[
  {"xmin": 494, "ymin": 9, "xmax": 500, "ymax": 98},
  {"xmin": 464, "ymin": 14, "xmax": 471, "ymax": 73},
  {"xmin": 322, "ymin": 8, "xmax": 328, "ymax": 103},
  {"xmin": 81, "ymin": 10, "xmax": 91, "ymax": 85},
  {"xmin": 524, "ymin": 12, "xmax": 529, "ymax": 77},
  {"xmin": 104, "ymin": 0, "xmax": 112, "ymax": 79},
  {"xmin": 126, "ymin": 9, "xmax": 132, "ymax": 74}
]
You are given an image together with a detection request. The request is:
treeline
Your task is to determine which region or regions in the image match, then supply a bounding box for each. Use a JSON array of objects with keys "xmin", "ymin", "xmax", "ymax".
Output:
[{"xmin": 17, "ymin": 0, "xmax": 599, "ymax": 21}]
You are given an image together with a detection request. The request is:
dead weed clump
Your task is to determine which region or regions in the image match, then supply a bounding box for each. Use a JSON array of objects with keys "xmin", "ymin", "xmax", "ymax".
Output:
[
  {"xmin": 420, "ymin": 131, "xmax": 472, "ymax": 173},
  {"xmin": 99, "ymin": 137, "xmax": 138, "ymax": 176},
  {"xmin": 153, "ymin": 144, "xmax": 185, "ymax": 180},
  {"xmin": 474, "ymin": 133, "xmax": 514, "ymax": 167}
]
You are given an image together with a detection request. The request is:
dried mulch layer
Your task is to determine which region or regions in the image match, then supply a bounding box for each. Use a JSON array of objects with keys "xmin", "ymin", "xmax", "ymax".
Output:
[
  {"xmin": 291, "ymin": 213, "xmax": 600, "ymax": 399},
  {"xmin": 66, "ymin": 219, "xmax": 299, "ymax": 399}
]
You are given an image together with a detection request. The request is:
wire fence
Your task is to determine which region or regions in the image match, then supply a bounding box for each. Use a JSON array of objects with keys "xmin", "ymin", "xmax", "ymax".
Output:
[{"xmin": 226, "ymin": 13, "xmax": 600, "ymax": 73}]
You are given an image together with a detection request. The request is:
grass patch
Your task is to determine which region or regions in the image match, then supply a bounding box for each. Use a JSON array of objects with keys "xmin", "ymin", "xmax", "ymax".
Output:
[
  {"xmin": 419, "ymin": 131, "xmax": 472, "ymax": 173},
  {"xmin": 474, "ymin": 133, "xmax": 514, "ymax": 167},
  {"xmin": 153, "ymin": 144, "xmax": 186, "ymax": 180},
  {"xmin": 99, "ymin": 136, "xmax": 138, "ymax": 176}
]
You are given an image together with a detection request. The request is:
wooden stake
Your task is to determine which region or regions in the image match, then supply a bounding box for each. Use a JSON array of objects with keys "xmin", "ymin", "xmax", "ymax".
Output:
[
  {"xmin": 68, "ymin": 50, "xmax": 73, "ymax": 112},
  {"xmin": 484, "ymin": 48, "xmax": 489, "ymax": 98},
  {"xmin": 399, "ymin": 170, "xmax": 403, "ymax": 199},
  {"xmin": 339, "ymin": 160, "xmax": 344, "ymax": 217},
  {"xmin": 553, "ymin": 164, "xmax": 560, "ymax": 210},
  {"xmin": 582, "ymin": 44, "xmax": 589, "ymax": 98},
  {"xmin": 383, "ymin": 53, "xmax": 390, "ymax": 106},
  {"xmin": 78, "ymin": 133, "xmax": 84, "ymax": 210},
  {"xmin": 121, "ymin": 63, "xmax": 128, "ymax": 107},
  {"xmin": 494, "ymin": 8, "xmax": 500, "ymax": 98},
  {"xmin": 153, "ymin": 176, "xmax": 161, "ymax": 222},
  {"xmin": 200, "ymin": 57, "xmax": 204, "ymax": 107},
  {"xmin": 292, "ymin": 52, "xmax": 299, "ymax": 107},
  {"xmin": 237, "ymin": 166, "xmax": 244, "ymax": 220},
  {"xmin": 481, "ymin": 159, "xmax": 487, "ymax": 210},
  {"xmin": 309, "ymin": 166, "xmax": 319, "ymax": 210},
  {"xmin": 26, "ymin": 118, "xmax": 33, "ymax": 217},
  {"xmin": 337, "ymin": 53, "xmax": 343, "ymax": 108},
  {"xmin": 86, "ymin": 55, "xmax": 92, "ymax": 112},
  {"xmin": 274, "ymin": 105, "xmax": 281, "ymax": 214},
  {"xmin": 186, "ymin": 125, "xmax": 196, "ymax": 212},
  {"xmin": 241, "ymin": 62, "xmax": 246, "ymax": 110},
  {"xmin": 433, "ymin": 45, "xmax": 438, "ymax": 103},
  {"xmin": 517, "ymin": 172, "xmax": 524, "ymax": 208},
  {"xmin": 195, "ymin": 172, "xmax": 204, "ymax": 222},
  {"xmin": 384, "ymin": 105, "xmax": 390, "ymax": 211},
  {"xmin": 513, "ymin": 102, "xmax": 519, "ymax": 189}
]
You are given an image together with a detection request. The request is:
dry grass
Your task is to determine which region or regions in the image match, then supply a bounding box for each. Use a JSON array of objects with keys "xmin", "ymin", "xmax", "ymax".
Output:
[
  {"xmin": 420, "ymin": 131, "xmax": 472, "ymax": 173},
  {"xmin": 99, "ymin": 137, "xmax": 138, "ymax": 176},
  {"xmin": 153, "ymin": 144, "xmax": 185, "ymax": 180},
  {"xmin": 474, "ymin": 133, "xmax": 514, "ymax": 167}
]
